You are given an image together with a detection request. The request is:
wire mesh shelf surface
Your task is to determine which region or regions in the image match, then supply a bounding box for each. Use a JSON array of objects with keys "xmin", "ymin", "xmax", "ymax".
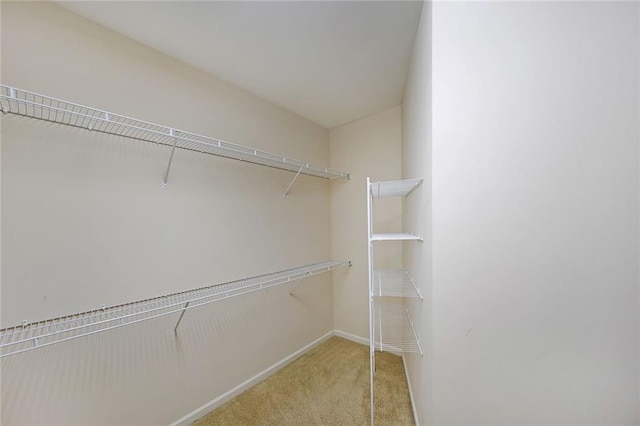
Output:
[
  {"xmin": 373, "ymin": 300, "xmax": 422, "ymax": 355},
  {"xmin": 369, "ymin": 178, "xmax": 423, "ymax": 198},
  {"xmin": 371, "ymin": 233, "xmax": 423, "ymax": 241},
  {"xmin": 0, "ymin": 84, "xmax": 349, "ymax": 180},
  {"xmin": 372, "ymin": 269, "xmax": 422, "ymax": 299},
  {"xmin": 0, "ymin": 260, "xmax": 350, "ymax": 358}
]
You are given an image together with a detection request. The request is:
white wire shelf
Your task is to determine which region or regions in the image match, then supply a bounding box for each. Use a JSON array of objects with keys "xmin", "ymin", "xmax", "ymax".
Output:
[
  {"xmin": 369, "ymin": 178, "xmax": 423, "ymax": 198},
  {"xmin": 0, "ymin": 260, "xmax": 350, "ymax": 358},
  {"xmin": 372, "ymin": 269, "xmax": 422, "ymax": 299},
  {"xmin": 373, "ymin": 301, "xmax": 422, "ymax": 355},
  {"xmin": 0, "ymin": 84, "xmax": 350, "ymax": 181},
  {"xmin": 371, "ymin": 233, "xmax": 423, "ymax": 241}
]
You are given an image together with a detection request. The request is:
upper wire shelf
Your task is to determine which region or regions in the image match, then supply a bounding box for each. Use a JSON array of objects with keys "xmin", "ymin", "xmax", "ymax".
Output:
[
  {"xmin": 0, "ymin": 260, "xmax": 350, "ymax": 358},
  {"xmin": 372, "ymin": 269, "xmax": 422, "ymax": 299},
  {"xmin": 370, "ymin": 178, "xmax": 422, "ymax": 198},
  {"xmin": 0, "ymin": 85, "xmax": 350, "ymax": 181},
  {"xmin": 371, "ymin": 233, "xmax": 423, "ymax": 242}
]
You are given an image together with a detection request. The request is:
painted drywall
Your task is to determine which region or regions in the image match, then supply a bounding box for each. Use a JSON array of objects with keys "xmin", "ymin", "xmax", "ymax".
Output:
[
  {"xmin": 401, "ymin": 1, "xmax": 432, "ymax": 424},
  {"xmin": 1, "ymin": 2, "xmax": 338, "ymax": 424},
  {"xmin": 330, "ymin": 107, "xmax": 403, "ymax": 340},
  {"xmin": 404, "ymin": 1, "xmax": 639, "ymax": 424}
]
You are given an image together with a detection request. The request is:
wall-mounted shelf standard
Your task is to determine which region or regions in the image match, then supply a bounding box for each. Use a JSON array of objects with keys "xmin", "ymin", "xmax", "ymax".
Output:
[
  {"xmin": 367, "ymin": 177, "xmax": 423, "ymax": 425},
  {"xmin": 0, "ymin": 260, "xmax": 350, "ymax": 358},
  {"xmin": 372, "ymin": 269, "xmax": 422, "ymax": 299},
  {"xmin": 373, "ymin": 301, "xmax": 422, "ymax": 355},
  {"xmin": 0, "ymin": 84, "xmax": 350, "ymax": 190}
]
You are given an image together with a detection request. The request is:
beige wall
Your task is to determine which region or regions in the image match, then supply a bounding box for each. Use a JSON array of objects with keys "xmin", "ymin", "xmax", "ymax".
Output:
[
  {"xmin": 404, "ymin": 1, "xmax": 639, "ymax": 424},
  {"xmin": 1, "ymin": 2, "xmax": 337, "ymax": 424},
  {"xmin": 401, "ymin": 1, "xmax": 432, "ymax": 423},
  {"xmin": 330, "ymin": 107, "xmax": 402, "ymax": 340}
]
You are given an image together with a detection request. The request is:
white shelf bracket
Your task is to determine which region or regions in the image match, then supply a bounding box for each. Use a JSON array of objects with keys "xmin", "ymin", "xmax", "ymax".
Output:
[
  {"xmin": 162, "ymin": 128, "xmax": 178, "ymax": 190},
  {"xmin": 289, "ymin": 275, "xmax": 308, "ymax": 295},
  {"xmin": 283, "ymin": 165, "xmax": 305, "ymax": 196},
  {"xmin": 173, "ymin": 301, "xmax": 190, "ymax": 335}
]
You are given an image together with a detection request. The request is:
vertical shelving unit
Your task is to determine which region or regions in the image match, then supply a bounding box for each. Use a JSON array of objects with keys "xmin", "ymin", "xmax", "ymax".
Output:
[{"xmin": 367, "ymin": 177, "xmax": 423, "ymax": 425}]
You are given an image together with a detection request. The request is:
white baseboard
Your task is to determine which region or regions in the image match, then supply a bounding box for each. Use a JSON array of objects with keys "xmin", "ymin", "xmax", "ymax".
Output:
[
  {"xmin": 402, "ymin": 353, "xmax": 420, "ymax": 426},
  {"xmin": 334, "ymin": 330, "xmax": 404, "ymax": 356},
  {"xmin": 333, "ymin": 329, "xmax": 368, "ymax": 346},
  {"xmin": 170, "ymin": 330, "xmax": 334, "ymax": 426}
]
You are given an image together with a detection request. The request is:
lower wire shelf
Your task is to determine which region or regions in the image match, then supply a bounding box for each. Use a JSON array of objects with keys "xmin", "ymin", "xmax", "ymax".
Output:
[
  {"xmin": 0, "ymin": 260, "xmax": 350, "ymax": 358},
  {"xmin": 373, "ymin": 300, "xmax": 422, "ymax": 355}
]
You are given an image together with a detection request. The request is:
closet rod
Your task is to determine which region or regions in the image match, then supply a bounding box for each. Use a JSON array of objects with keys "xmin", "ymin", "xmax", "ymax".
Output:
[
  {"xmin": 0, "ymin": 84, "xmax": 350, "ymax": 182},
  {"xmin": 0, "ymin": 260, "xmax": 350, "ymax": 358}
]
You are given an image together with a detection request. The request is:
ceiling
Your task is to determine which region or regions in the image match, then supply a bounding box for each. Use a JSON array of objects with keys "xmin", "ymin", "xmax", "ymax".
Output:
[{"xmin": 58, "ymin": 1, "xmax": 422, "ymax": 129}]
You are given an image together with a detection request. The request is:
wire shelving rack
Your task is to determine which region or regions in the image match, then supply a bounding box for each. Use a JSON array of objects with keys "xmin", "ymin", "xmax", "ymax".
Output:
[
  {"xmin": 0, "ymin": 85, "xmax": 350, "ymax": 188},
  {"xmin": 0, "ymin": 260, "xmax": 350, "ymax": 358},
  {"xmin": 367, "ymin": 176, "xmax": 424, "ymax": 425}
]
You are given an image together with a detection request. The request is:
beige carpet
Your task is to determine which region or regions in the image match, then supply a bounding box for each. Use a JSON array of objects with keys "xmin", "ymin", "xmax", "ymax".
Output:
[{"xmin": 193, "ymin": 336, "xmax": 414, "ymax": 425}]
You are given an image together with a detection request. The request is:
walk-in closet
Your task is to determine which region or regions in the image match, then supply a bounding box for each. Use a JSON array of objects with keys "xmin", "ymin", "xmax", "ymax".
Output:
[{"xmin": 2, "ymin": 1, "xmax": 639, "ymax": 425}]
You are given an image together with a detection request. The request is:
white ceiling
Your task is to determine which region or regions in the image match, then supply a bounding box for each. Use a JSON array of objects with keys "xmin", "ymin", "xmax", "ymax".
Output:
[{"xmin": 59, "ymin": 1, "xmax": 422, "ymax": 129}]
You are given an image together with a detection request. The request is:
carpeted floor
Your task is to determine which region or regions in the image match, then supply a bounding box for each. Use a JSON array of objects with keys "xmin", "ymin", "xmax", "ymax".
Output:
[{"xmin": 193, "ymin": 336, "xmax": 414, "ymax": 425}]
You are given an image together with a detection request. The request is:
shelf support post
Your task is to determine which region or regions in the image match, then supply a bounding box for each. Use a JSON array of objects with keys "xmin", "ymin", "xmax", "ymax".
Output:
[
  {"xmin": 173, "ymin": 301, "xmax": 190, "ymax": 335},
  {"xmin": 163, "ymin": 129, "xmax": 178, "ymax": 190},
  {"xmin": 283, "ymin": 165, "xmax": 305, "ymax": 196}
]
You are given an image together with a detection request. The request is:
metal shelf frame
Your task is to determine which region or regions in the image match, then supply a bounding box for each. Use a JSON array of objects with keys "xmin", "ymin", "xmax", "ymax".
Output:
[
  {"xmin": 0, "ymin": 85, "xmax": 350, "ymax": 192},
  {"xmin": 0, "ymin": 260, "xmax": 350, "ymax": 358},
  {"xmin": 366, "ymin": 176, "xmax": 424, "ymax": 425}
]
